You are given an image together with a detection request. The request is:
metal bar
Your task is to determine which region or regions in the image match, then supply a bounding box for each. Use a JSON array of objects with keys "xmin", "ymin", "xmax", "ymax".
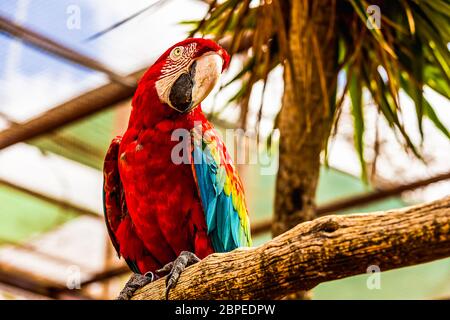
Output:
[
  {"xmin": 0, "ymin": 14, "xmax": 134, "ymax": 87},
  {"xmin": 75, "ymin": 265, "xmax": 130, "ymax": 288},
  {"xmin": 85, "ymin": 0, "xmax": 170, "ymax": 41},
  {"xmin": 0, "ymin": 32, "xmax": 253, "ymax": 151},
  {"xmin": 0, "ymin": 237, "xmax": 97, "ymax": 272},
  {"xmin": 0, "ymin": 282, "xmax": 51, "ymax": 300},
  {"xmin": 0, "ymin": 269, "xmax": 93, "ymax": 300},
  {"xmin": 0, "ymin": 111, "xmax": 105, "ymax": 166},
  {"xmin": 316, "ymin": 171, "xmax": 450, "ymax": 215},
  {"xmin": 51, "ymin": 265, "xmax": 130, "ymax": 295},
  {"xmin": 251, "ymin": 171, "xmax": 450, "ymax": 236},
  {"xmin": 0, "ymin": 178, "xmax": 101, "ymax": 218},
  {"xmin": 0, "ymin": 68, "xmax": 144, "ymax": 150}
]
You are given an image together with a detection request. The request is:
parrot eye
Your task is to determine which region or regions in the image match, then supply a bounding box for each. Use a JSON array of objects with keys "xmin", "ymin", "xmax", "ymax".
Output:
[{"xmin": 170, "ymin": 46, "xmax": 184, "ymax": 61}]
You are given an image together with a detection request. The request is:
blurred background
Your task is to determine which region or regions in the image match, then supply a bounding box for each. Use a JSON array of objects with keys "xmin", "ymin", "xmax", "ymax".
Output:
[{"xmin": 0, "ymin": 0, "xmax": 449, "ymax": 299}]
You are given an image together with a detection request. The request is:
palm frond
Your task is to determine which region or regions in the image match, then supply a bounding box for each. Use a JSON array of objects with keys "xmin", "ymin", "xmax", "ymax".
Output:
[{"xmin": 194, "ymin": 0, "xmax": 450, "ymax": 182}]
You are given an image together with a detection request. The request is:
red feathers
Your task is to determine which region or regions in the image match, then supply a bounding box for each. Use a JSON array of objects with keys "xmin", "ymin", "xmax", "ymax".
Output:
[{"xmin": 102, "ymin": 38, "xmax": 230, "ymax": 274}]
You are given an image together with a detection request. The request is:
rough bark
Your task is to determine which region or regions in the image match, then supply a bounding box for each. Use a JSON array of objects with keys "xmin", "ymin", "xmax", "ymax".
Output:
[
  {"xmin": 131, "ymin": 197, "xmax": 450, "ymax": 300},
  {"xmin": 273, "ymin": 0, "xmax": 338, "ymax": 236}
]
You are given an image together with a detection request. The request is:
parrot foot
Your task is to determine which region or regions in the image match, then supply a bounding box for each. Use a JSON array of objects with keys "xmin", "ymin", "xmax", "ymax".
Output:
[
  {"xmin": 156, "ymin": 251, "xmax": 200, "ymax": 300},
  {"xmin": 116, "ymin": 271, "xmax": 157, "ymax": 300}
]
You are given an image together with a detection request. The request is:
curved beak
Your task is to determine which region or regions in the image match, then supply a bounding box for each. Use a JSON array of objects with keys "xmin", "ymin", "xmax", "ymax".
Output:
[
  {"xmin": 168, "ymin": 52, "xmax": 223, "ymax": 113},
  {"xmin": 190, "ymin": 52, "xmax": 223, "ymax": 109}
]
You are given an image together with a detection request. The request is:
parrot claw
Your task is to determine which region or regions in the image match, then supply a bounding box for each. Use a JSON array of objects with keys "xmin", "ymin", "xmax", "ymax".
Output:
[
  {"xmin": 116, "ymin": 272, "xmax": 157, "ymax": 300},
  {"xmin": 156, "ymin": 261, "xmax": 174, "ymax": 274},
  {"xmin": 158, "ymin": 251, "xmax": 200, "ymax": 300}
]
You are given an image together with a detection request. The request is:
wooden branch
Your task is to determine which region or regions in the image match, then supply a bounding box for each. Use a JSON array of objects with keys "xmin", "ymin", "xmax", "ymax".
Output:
[{"xmin": 132, "ymin": 197, "xmax": 450, "ymax": 300}]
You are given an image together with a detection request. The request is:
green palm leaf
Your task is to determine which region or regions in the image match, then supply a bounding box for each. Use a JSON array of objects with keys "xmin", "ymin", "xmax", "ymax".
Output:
[{"xmin": 193, "ymin": 0, "xmax": 449, "ymax": 182}]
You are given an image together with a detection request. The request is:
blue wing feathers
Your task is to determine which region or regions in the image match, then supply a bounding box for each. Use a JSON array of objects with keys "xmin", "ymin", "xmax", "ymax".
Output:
[
  {"xmin": 193, "ymin": 139, "xmax": 250, "ymax": 253},
  {"xmin": 230, "ymin": 206, "xmax": 241, "ymax": 246}
]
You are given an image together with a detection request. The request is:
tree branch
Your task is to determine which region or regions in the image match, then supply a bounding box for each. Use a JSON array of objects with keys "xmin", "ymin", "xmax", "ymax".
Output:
[{"xmin": 131, "ymin": 197, "xmax": 450, "ymax": 300}]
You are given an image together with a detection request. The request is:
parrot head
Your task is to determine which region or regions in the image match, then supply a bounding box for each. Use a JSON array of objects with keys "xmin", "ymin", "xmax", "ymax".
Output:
[{"xmin": 135, "ymin": 38, "xmax": 230, "ymax": 118}]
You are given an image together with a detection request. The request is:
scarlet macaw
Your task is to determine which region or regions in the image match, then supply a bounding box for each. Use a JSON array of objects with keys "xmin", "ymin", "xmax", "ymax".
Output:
[{"xmin": 103, "ymin": 38, "xmax": 252, "ymax": 299}]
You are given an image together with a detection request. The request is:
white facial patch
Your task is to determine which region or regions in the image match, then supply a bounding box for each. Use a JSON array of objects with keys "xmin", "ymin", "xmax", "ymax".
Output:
[
  {"xmin": 155, "ymin": 71, "xmax": 183, "ymax": 107},
  {"xmin": 155, "ymin": 43, "xmax": 197, "ymax": 108}
]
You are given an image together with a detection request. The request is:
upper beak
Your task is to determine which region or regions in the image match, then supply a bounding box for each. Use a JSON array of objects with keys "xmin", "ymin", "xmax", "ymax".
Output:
[
  {"xmin": 190, "ymin": 52, "xmax": 223, "ymax": 110},
  {"xmin": 167, "ymin": 51, "xmax": 223, "ymax": 113}
]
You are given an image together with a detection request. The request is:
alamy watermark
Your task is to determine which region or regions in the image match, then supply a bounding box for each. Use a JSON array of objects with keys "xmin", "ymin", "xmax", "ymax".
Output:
[
  {"xmin": 366, "ymin": 5, "xmax": 381, "ymax": 29},
  {"xmin": 66, "ymin": 265, "xmax": 81, "ymax": 290},
  {"xmin": 170, "ymin": 121, "xmax": 279, "ymax": 176},
  {"xmin": 366, "ymin": 265, "xmax": 381, "ymax": 290},
  {"xmin": 66, "ymin": 4, "xmax": 81, "ymax": 30}
]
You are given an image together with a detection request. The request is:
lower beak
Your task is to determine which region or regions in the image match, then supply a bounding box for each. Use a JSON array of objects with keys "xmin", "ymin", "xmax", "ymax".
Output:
[{"xmin": 168, "ymin": 52, "xmax": 223, "ymax": 113}]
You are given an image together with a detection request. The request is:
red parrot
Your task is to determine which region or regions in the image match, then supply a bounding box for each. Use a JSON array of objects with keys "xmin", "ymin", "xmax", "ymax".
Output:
[{"xmin": 103, "ymin": 38, "xmax": 252, "ymax": 299}]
